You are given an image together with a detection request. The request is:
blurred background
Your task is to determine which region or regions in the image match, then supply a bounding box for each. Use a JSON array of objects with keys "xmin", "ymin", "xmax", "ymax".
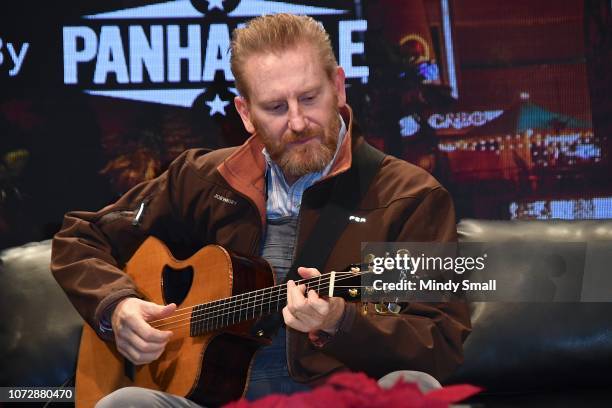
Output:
[{"xmin": 1, "ymin": 0, "xmax": 610, "ymax": 249}]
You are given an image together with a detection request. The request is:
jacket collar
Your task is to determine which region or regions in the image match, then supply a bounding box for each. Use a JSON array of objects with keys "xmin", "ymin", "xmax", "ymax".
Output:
[{"xmin": 217, "ymin": 104, "xmax": 356, "ymax": 226}]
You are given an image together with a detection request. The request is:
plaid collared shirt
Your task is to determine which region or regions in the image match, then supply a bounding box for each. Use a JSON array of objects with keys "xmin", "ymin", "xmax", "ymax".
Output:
[{"xmin": 262, "ymin": 116, "xmax": 346, "ymax": 220}]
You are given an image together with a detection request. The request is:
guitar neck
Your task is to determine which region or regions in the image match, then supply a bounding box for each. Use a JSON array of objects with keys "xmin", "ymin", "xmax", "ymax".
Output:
[{"xmin": 189, "ymin": 272, "xmax": 353, "ymax": 336}]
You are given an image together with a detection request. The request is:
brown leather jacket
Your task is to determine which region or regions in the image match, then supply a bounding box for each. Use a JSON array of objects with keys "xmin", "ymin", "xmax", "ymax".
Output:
[{"xmin": 51, "ymin": 105, "xmax": 471, "ymax": 383}]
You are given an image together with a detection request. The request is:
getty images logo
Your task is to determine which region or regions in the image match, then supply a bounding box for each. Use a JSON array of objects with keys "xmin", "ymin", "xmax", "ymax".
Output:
[{"xmin": 62, "ymin": 0, "xmax": 369, "ymax": 115}]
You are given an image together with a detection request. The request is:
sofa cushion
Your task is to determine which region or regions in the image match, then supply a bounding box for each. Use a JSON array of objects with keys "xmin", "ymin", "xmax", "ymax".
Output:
[
  {"xmin": 449, "ymin": 219, "xmax": 612, "ymax": 393},
  {"xmin": 0, "ymin": 240, "xmax": 83, "ymax": 387}
]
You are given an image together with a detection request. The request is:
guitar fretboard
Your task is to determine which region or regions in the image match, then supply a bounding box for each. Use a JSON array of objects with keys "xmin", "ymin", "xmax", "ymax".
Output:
[{"xmin": 189, "ymin": 273, "xmax": 351, "ymax": 336}]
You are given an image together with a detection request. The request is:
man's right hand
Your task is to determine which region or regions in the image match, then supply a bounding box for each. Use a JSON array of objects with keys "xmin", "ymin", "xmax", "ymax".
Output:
[{"xmin": 111, "ymin": 298, "xmax": 176, "ymax": 365}]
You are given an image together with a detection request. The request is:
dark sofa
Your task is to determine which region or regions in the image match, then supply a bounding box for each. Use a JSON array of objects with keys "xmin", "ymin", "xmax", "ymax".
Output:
[
  {"xmin": 448, "ymin": 219, "xmax": 612, "ymax": 407},
  {"xmin": 2, "ymin": 219, "xmax": 612, "ymax": 406}
]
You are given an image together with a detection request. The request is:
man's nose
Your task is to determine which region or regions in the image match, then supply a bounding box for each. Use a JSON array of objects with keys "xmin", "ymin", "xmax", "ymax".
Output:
[{"xmin": 287, "ymin": 103, "xmax": 307, "ymax": 133}]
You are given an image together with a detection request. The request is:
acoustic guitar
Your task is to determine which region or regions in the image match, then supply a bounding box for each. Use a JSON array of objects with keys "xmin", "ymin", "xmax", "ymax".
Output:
[{"xmin": 76, "ymin": 236, "xmax": 364, "ymax": 407}]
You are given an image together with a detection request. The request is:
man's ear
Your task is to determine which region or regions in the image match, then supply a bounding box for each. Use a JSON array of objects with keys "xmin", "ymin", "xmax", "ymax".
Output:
[
  {"xmin": 334, "ymin": 66, "xmax": 347, "ymax": 108},
  {"xmin": 234, "ymin": 96, "xmax": 256, "ymax": 134}
]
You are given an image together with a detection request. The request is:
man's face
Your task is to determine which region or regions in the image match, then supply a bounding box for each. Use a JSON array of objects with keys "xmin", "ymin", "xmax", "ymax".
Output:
[{"xmin": 234, "ymin": 43, "xmax": 347, "ymax": 182}]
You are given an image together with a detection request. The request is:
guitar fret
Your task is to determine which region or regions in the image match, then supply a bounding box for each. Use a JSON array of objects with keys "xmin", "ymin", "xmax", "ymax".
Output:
[
  {"xmin": 221, "ymin": 301, "xmax": 229, "ymax": 326},
  {"xmin": 252, "ymin": 291, "xmax": 257, "ymax": 319},
  {"xmin": 203, "ymin": 302, "xmax": 209, "ymax": 333},
  {"xmin": 203, "ymin": 303, "xmax": 208, "ymax": 333},
  {"xmin": 205, "ymin": 302, "xmax": 211, "ymax": 332},
  {"xmin": 190, "ymin": 305, "xmax": 195, "ymax": 336},
  {"xmin": 240, "ymin": 294, "xmax": 245, "ymax": 320},
  {"xmin": 209, "ymin": 302, "xmax": 213, "ymax": 331},
  {"xmin": 207, "ymin": 301, "xmax": 214, "ymax": 332},
  {"xmin": 219, "ymin": 300, "xmax": 225, "ymax": 329},
  {"xmin": 192, "ymin": 306, "xmax": 195, "ymax": 336},
  {"xmin": 231, "ymin": 297, "xmax": 237, "ymax": 325},
  {"xmin": 204, "ymin": 303, "xmax": 209, "ymax": 333},
  {"xmin": 268, "ymin": 287, "xmax": 272, "ymax": 314},
  {"xmin": 258, "ymin": 289, "xmax": 265, "ymax": 318},
  {"xmin": 268, "ymin": 286, "xmax": 276, "ymax": 313},
  {"xmin": 206, "ymin": 303, "xmax": 211, "ymax": 332},
  {"xmin": 217, "ymin": 300, "xmax": 223, "ymax": 329},
  {"xmin": 233, "ymin": 298, "xmax": 238, "ymax": 324},
  {"xmin": 239, "ymin": 296, "xmax": 245, "ymax": 323},
  {"xmin": 213, "ymin": 300, "xmax": 220, "ymax": 331},
  {"xmin": 196, "ymin": 305, "xmax": 201, "ymax": 335},
  {"xmin": 194, "ymin": 305, "xmax": 199, "ymax": 335},
  {"xmin": 231, "ymin": 294, "xmax": 238, "ymax": 324}
]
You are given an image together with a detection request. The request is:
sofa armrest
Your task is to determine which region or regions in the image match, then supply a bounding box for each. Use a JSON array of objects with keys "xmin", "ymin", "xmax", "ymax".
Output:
[{"xmin": 0, "ymin": 240, "xmax": 83, "ymax": 387}]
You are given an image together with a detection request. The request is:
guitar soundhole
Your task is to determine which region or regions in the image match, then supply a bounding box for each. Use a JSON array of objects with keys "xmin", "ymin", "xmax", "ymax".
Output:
[{"xmin": 162, "ymin": 264, "xmax": 194, "ymax": 305}]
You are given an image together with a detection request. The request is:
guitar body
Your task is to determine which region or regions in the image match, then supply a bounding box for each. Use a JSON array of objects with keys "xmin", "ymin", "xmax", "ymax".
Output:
[{"xmin": 76, "ymin": 237, "xmax": 274, "ymax": 407}]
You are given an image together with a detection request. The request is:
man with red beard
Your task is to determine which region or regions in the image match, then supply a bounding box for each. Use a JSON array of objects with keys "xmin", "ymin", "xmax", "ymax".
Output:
[{"xmin": 52, "ymin": 13, "xmax": 470, "ymax": 407}]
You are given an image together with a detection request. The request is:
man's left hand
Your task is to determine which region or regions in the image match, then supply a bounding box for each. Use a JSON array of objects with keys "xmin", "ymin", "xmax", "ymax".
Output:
[{"xmin": 283, "ymin": 267, "xmax": 345, "ymax": 334}]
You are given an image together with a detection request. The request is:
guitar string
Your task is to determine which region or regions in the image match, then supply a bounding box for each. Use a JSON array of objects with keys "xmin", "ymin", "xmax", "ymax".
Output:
[
  {"xmin": 152, "ymin": 285, "xmax": 369, "ymax": 330},
  {"xmin": 150, "ymin": 271, "xmax": 373, "ymax": 331},
  {"xmin": 153, "ymin": 277, "xmax": 370, "ymax": 333},
  {"xmin": 149, "ymin": 269, "xmax": 363, "ymax": 321},
  {"xmin": 149, "ymin": 270, "xmax": 368, "ymax": 329},
  {"xmin": 150, "ymin": 271, "xmax": 368, "ymax": 330},
  {"xmin": 148, "ymin": 270, "xmax": 363, "ymax": 326}
]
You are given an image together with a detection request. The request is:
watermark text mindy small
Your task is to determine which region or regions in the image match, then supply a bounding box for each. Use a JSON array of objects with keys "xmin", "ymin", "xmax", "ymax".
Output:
[{"xmin": 372, "ymin": 278, "xmax": 497, "ymax": 292}]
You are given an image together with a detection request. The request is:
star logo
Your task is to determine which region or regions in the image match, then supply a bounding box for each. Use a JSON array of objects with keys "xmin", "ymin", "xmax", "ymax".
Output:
[
  {"xmin": 207, "ymin": 0, "xmax": 225, "ymax": 11},
  {"xmin": 205, "ymin": 94, "xmax": 230, "ymax": 116}
]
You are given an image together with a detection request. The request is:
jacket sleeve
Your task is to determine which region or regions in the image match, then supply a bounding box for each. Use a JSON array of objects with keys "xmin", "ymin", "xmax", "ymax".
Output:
[
  {"xmin": 51, "ymin": 150, "xmax": 196, "ymax": 339},
  {"xmin": 318, "ymin": 187, "xmax": 472, "ymax": 381}
]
